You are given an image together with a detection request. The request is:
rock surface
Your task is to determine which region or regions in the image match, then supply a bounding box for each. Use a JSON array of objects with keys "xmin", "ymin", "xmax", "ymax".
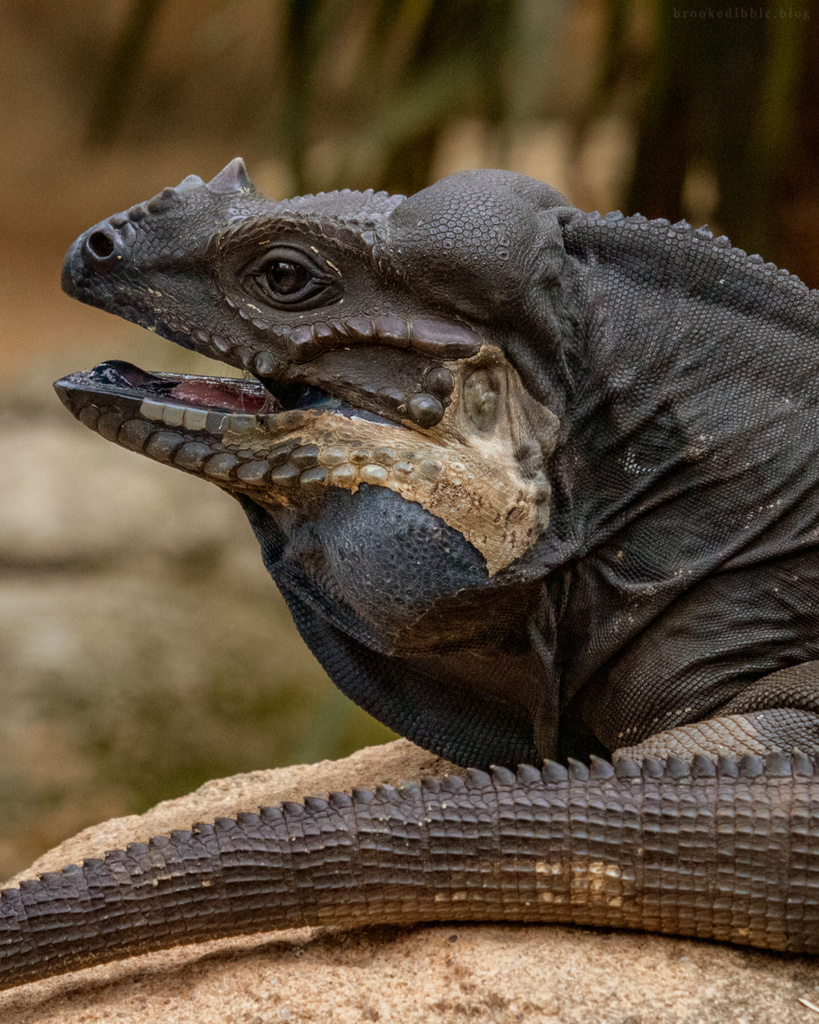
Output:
[{"xmin": 3, "ymin": 740, "xmax": 819, "ymax": 1024}]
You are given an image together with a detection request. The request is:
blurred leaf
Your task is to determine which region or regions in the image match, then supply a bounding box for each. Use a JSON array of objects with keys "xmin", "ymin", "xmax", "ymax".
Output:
[
  {"xmin": 331, "ymin": 51, "xmax": 479, "ymax": 191},
  {"xmin": 87, "ymin": 0, "xmax": 165, "ymax": 145},
  {"xmin": 325, "ymin": 0, "xmax": 537, "ymax": 193},
  {"xmin": 276, "ymin": 0, "xmax": 331, "ymax": 193}
]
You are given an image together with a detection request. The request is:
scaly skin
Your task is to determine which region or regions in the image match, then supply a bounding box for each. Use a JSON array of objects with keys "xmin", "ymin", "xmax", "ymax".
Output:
[
  {"xmin": 2, "ymin": 754, "xmax": 818, "ymax": 990},
  {"xmin": 3, "ymin": 159, "xmax": 819, "ymax": 987}
]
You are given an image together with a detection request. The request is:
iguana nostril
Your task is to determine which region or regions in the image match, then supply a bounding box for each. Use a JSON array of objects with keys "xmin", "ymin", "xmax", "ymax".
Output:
[{"xmin": 86, "ymin": 229, "xmax": 116, "ymax": 260}]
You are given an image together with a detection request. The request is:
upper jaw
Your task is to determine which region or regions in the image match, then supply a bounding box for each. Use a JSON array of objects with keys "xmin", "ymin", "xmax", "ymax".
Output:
[
  {"xmin": 62, "ymin": 222, "xmax": 486, "ymax": 433},
  {"xmin": 60, "ymin": 194, "xmax": 485, "ymax": 434}
]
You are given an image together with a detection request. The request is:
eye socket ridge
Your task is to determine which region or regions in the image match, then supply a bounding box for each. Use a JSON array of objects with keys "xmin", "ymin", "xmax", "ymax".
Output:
[{"xmin": 244, "ymin": 245, "xmax": 341, "ymax": 310}]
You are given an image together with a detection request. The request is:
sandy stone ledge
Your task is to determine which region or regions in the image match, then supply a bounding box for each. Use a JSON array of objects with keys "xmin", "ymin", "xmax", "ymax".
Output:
[{"xmin": 2, "ymin": 739, "xmax": 819, "ymax": 1024}]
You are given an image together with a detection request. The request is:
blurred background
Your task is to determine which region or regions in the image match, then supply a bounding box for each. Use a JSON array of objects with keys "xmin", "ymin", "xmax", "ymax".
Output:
[{"xmin": 1, "ymin": 0, "xmax": 817, "ymax": 878}]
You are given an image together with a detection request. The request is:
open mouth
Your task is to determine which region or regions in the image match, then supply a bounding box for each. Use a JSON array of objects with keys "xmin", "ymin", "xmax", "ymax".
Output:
[
  {"xmin": 53, "ymin": 350, "xmax": 553, "ymax": 575},
  {"xmin": 55, "ymin": 359, "xmax": 397, "ymax": 430},
  {"xmin": 53, "ymin": 358, "xmax": 435, "ymax": 499}
]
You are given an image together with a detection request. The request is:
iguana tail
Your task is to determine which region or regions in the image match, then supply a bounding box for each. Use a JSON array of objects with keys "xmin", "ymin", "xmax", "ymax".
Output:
[{"xmin": 1, "ymin": 753, "xmax": 817, "ymax": 989}]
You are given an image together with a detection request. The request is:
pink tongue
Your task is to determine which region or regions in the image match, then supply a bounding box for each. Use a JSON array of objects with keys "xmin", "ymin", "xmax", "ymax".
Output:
[{"xmin": 169, "ymin": 379, "xmax": 266, "ymax": 413}]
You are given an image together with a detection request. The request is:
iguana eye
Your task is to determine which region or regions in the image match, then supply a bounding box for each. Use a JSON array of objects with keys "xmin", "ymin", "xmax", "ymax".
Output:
[
  {"xmin": 246, "ymin": 246, "xmax": 340, "ymax": 310},
  {"xmin": 266, "ymin": 258, "xmax": 309, "ymax": 296}
]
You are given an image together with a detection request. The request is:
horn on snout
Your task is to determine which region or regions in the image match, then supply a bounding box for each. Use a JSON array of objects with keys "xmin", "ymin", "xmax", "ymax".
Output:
[{"xmin": 206, "ymin": 157, "xmax": 254, "ymax": 195}]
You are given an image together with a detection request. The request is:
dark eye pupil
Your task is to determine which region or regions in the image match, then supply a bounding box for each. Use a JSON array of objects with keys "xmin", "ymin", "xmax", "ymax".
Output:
[{"xmin": 267, "ymin": 259, "xmax": 306, "ymax": 295}]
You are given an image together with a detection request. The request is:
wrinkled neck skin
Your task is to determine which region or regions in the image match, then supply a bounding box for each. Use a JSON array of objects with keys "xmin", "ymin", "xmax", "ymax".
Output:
[
  {"xmin": 534, "ymin": 221, "xmax": 819, "ymax": 754},
  {"xmin": 238, "ymin": 438, "xmax": 563, "ymax": 760}
]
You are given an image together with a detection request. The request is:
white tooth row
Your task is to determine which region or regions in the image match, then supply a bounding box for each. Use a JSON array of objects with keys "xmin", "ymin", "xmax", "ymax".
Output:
[
  {"xmin": 140, "ymin": 398, "xmax": 261, "ymax": 434},
  {"xmin": 133, "ymin": 399, "xmax": 450, "ymax": 491}
]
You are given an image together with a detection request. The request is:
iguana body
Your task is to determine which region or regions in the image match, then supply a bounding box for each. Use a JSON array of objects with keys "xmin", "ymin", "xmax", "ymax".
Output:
[{"xmin": 3, "ymin": 159, "xmax": 819, "ymax": 986}]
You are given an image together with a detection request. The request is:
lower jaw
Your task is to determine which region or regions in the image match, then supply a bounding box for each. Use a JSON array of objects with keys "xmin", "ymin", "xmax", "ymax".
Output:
[
  {"xmin": 53, "ymin": 365, "xmax": 448, "ymax": 499},
  {"xmin": 54, "ymin": 364, "xmax": 546, "ymax": 575}
]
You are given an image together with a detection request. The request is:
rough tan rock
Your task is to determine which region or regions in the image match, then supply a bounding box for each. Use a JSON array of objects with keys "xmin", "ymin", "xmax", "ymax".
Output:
[
  {"xmin": 5, "ymin": 739, "xmax": 451, "ymax": 889},
  {"xmin": 2, "ymin": 740, "xmax": 819, "ymax": 1024}
]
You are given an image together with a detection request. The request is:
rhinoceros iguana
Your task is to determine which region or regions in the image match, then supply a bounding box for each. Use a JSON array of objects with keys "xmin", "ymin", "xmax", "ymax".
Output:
[{"xmin": 3, "ymin": 158, "xmax": 819, "ymax": 987}]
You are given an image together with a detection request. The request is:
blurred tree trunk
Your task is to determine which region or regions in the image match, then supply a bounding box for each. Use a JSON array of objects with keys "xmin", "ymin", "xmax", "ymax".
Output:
[
  {"xmin": 623, "ymin": 1, "xmax": 810, "ymax": 279},
  {"xmin": 87, "ymin": 0, "xmax": 165, "ymax": 145},
  {"xmin": 775, "ymin": 8, "xmax": 819, "ymax": 286}
]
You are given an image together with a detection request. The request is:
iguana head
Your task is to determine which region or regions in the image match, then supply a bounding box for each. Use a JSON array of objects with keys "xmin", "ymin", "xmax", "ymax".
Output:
[{"xmin": 58, "ymin": 159, "xmax": 567, "ymax": 652}]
